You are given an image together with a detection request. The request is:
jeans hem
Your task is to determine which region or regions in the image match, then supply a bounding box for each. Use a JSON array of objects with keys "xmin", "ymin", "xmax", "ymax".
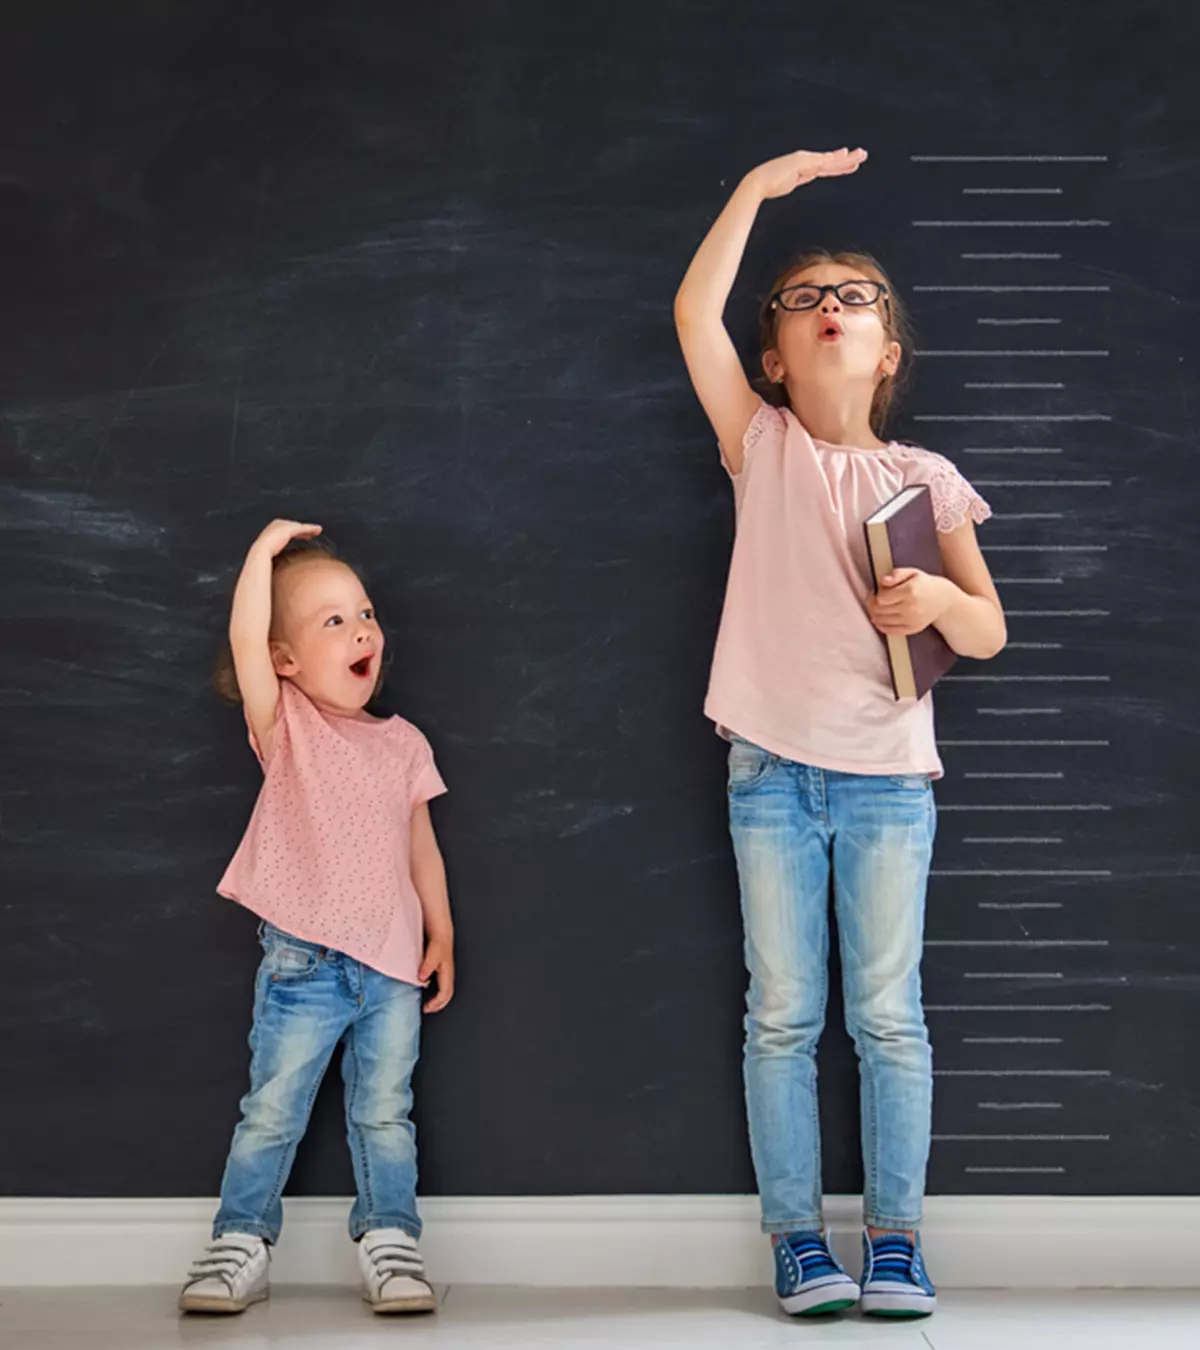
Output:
[
  {"xmin": 864, "ymin": 1215, "xmax": 923, "ymax": 1231},
  {"xmin": 213, "ymin": 1219, "xmax": 277, "ymax": 1245},
  {"xmin": 350, "ymin": 1215, "xmax": 422, "ymax": 1242},
  {"xmin": 761, "ymin": 1218, "xmax": 824, "ymax": 1236}
]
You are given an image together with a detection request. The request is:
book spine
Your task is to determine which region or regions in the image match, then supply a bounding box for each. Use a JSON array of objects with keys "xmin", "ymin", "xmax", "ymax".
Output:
[{"xmin": 865, "ymin": 520, "xmax": 917, "ymax": 701}]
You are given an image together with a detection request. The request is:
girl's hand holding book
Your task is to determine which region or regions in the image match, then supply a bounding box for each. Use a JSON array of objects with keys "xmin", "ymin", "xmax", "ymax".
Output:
[{"xmin": 867, "ymin": 568, "xmax": 955, "ymax": 637}]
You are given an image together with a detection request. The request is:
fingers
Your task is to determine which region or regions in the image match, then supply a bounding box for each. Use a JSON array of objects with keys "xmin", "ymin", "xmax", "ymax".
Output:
[
  {"xmin": 874, "ymin": 588, "xmax": 912, "ymax": 609},
  {"xmin": 423, "ymin": 965, "xmax": 455, "ymax": 1012},
  {"xmin": 818, "ymin": 146, "xmax": 867, "ymax": 176},
  {"xmin": 257, "ymin": 519, "xmax": 323, "ymax": 557},
  {"xmin": 768, "ymin": 147, "xmax": 867, "ymax": 194},
  {"xmin": 881, "ymin": 568, "xmax": 920, "ymax": 587},
  {"xmin": 868, "ymin": 595, "xmax": 921, "ymax": 633},
  {"xmin": 420, "ymin": 939, "xmax": 455, "ymax": 1011},
  {"xmin": 269, "ymin": 517, "xmax": 321, "ymax": 531}
]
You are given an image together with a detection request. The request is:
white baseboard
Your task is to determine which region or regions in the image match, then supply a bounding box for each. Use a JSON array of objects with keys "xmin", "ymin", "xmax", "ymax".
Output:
[{"xmin": 0, "ymin": 1195, "xmax": 1195, "ymax": 1288}]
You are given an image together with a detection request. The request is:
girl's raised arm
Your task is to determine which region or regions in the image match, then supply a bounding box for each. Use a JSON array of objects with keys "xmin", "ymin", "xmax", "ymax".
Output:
[
  {"xmin": 673, "ymin": 147, "xmax": 867, "ymax": 473},
  {"xmin": 228, "ymin": 519, "xmax": 322, "ymax": 759}
]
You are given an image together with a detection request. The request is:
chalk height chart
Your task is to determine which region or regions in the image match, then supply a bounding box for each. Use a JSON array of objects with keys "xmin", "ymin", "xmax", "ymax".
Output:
[{"xmin": 909, "ymin": 152, "xmax": 1125, "ymax": 1188}]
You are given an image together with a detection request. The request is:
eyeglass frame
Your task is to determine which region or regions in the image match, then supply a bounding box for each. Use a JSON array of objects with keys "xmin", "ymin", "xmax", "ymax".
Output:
[{"xmin": 768, "ymin": 280, "xmax": 891, "ymax": 315}]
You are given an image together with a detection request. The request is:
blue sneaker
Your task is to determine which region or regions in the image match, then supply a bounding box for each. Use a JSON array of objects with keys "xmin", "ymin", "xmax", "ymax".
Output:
[
  {"xmin": 772, "ymin": 1231, "xmax": 861, "ymax": 1316},
  {"xmin": 859, "ymin": 1229, "xmax": 937, "ymax": 1317}
]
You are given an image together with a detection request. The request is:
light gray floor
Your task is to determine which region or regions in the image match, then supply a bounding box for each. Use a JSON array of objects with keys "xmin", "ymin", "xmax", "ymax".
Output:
[{"xmin": 2, "ymin": 1285, "xmax": 1198, "ymax": 1350}]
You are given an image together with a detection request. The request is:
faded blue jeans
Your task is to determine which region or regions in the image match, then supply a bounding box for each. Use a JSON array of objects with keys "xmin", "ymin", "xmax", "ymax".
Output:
[
  {"xmin": 727, "ymin": 737, "xmax": 936, "ymax": 1233},
  {"xmin": 213, "ymin": 923, "xmax": 423, "ymax": 1244}
]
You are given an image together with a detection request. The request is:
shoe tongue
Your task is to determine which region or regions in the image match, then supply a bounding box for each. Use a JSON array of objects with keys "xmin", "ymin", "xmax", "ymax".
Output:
[{"xmin": 784, "ymin": 1231, "xmax": 838, "ymax": 1267}]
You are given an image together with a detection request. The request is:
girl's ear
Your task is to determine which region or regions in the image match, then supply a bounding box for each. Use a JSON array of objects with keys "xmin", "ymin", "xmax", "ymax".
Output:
[
  {"xmin": 761, "ymin": 347, "xmax": 786, "ymax": 385},
  {"xmin": 879, "ymin": 339, "xmax": 902, "ymax": 381},
  {"xmin": 270, "ymin": 641, "xmax": 298, "ymax": 677}
]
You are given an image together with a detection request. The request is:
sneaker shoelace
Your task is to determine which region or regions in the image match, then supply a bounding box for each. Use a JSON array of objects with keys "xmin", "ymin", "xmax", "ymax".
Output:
[
  {"xmin": 184, "ymin": 1239, "xmax": 258, "ymax": 1293},
  {"xmin": 869, "ymin": 1236, "xmax": 917, "ymax": 1284},
  {"xmin": 784, "ymin": 1233, "xmax": 842, "ymax": 1280}
]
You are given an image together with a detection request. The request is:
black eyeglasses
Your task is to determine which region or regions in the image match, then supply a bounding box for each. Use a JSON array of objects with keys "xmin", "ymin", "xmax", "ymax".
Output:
[{"xmin": 770, "ymin": 281, "xmax": 890, "ymax": 312}]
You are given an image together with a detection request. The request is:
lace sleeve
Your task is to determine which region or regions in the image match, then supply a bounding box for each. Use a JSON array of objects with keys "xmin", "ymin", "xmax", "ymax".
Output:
[
  {"xmin": 919, "ymin": 455, "xmax": 993, "ymax": 533},
  {"xmin": 719, "ymin": 401, "xmax": 787, "ymax": 475}
]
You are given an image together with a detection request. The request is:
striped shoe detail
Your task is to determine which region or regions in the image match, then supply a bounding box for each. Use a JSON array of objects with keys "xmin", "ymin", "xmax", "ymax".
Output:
[
  {"xmin": 774, "ymin": 1231, "xmax": 861, "ymax": 1316},
  {"xmin": 860, "ymin": 1230, "xmax": 937, "ymax": 1318}
]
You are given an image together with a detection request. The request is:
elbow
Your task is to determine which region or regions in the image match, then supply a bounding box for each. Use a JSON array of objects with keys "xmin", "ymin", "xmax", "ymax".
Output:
[
  {"xmin": 951, "ymin": 621, "xmax": 1006, "ymax": 662},
  {"xmin": 989, "ymin": 606, "xmax": 1009, "ymax": 659},
  {"xmin": 673, "ymin": 288, "xmax": 713, "ymax": 334},
  {"xmin": 977, "ymin": 619, "xmax": 1008, "ymax": 661}
]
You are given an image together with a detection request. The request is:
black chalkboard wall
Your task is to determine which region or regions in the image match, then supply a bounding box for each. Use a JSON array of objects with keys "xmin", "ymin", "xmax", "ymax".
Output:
[{"xmin": 2, "ymin": 0, "xmax": 1198, "ymax": 1201}]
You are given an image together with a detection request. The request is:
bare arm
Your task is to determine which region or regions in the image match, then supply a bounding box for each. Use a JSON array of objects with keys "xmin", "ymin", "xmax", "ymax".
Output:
[
  {"xmin": 933, "ymin": 521, "xmax": 1007, "ymax": 659},
  {"xmin": 229, "ymin": 519, "xmax": 322, "ymax": 759},
  {"xmin": 411, "ymin": 801, "xmax": 455, "ymax": 1012},
  {"xmin": 673, "ymin": 147, "xmax": 868, "ymax": 472}
]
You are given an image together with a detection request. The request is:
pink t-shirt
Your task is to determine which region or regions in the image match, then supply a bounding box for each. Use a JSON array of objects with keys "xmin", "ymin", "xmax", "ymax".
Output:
[
  {"xmin": 217, "ymin": 679, "xmax": 447, "ymax": 984},
  {"xmin": 705, "ymin": 402, "xmax": 992, "ymax": 779}
]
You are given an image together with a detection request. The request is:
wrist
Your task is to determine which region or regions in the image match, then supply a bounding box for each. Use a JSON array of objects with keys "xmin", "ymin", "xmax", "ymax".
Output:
[
  {"xmin": 245, "ymin": 539, "xmax": 278, "ymax": 567},
  {"xmin": 933, "ymin": 575, "xmax": 961, "ymax": 621},
  {"xmin": 736, "ymin": 169, "xmax": 767, "ymax": 205}
]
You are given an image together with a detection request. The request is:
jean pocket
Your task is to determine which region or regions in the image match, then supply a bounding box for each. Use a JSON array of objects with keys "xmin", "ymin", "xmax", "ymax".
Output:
[
  {"xmin": 262, "ymin": 936, "xmax": 321, "ymax": 982},
  {"xmin": 889, "ymin": 773, "xmax": 933, "ymax": 792},
  {"xmin": 728, "ymin": 739, "xmax": 776, "ymax": 791}
]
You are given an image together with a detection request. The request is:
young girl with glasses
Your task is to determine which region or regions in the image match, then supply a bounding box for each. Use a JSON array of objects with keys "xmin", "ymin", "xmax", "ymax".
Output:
[{"xmin": 674, "ymin": 147, "xmax": 1007, "ymax": 1319}]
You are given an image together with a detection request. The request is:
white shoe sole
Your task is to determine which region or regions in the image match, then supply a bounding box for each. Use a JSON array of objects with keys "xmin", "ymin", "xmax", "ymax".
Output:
[
  {"xmin": 363, "ymin": 1288, "xmax": 438, "ymax": 1315},
  {"xmin": 861, "ymin": 1289, "xmax": 937, "ymax": 1317},
  {"xmin": 779, "ymin": 1281, "xmax": 861, "ymax": 1316},
  {"xmin": 179, "ymin": 1285, "xmax": 269, "ymax": 1315}
]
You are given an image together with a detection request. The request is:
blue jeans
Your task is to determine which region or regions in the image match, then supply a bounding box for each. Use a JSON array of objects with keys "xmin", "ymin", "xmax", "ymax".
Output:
[
  {"xmin": 727, "ymin": 737, "xmax": 936, "ymax": 1233},
  {"xmin": 213, "ymin": 923, "xmax": 424, "ymax": 1244}
]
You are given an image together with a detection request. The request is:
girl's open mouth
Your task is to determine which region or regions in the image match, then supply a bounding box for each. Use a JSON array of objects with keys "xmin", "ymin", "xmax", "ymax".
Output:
[{"xmin": 350, "ymin": 655, "xmax": 373, "ymax": 678}]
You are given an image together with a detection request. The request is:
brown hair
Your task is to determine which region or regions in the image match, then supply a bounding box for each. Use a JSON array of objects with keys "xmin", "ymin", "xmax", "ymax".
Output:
[
  {"xmin": 213, "ymin": 538, "xmax": 386, "ymax": 703},
  {"xmin": 756, "ymin": 249, "xmax": 914, "ymax": 438}
]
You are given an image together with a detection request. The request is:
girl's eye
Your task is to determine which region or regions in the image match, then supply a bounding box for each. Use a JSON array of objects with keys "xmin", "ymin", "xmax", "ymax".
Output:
[
  {"xmin": 325, "ymin": 615, "xmax": 343, "ymax": 627},
  {"xmin": 360, "ymin": 609, "xmax": 374, "ymax": 621}
]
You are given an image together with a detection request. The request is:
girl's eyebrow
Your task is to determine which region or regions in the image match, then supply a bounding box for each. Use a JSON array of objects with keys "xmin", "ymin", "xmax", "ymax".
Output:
[{"xmin": 312, "ymin": 597, "xmax": 372, "ymax": 615}]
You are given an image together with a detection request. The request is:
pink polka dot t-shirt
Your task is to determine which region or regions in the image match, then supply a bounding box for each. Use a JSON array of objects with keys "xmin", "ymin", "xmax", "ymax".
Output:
[{"xmin": 217, "ymin": 679, "xmax": 447, "ymax": 984}]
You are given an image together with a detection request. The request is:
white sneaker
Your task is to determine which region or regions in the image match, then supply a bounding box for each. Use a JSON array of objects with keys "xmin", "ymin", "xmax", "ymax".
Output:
[
  {"xmin": 178, "ymin": 1233, "xmax": 270, "ymax": 1314},
  {"xmin": 357, "ymin": 1228, "xmax": 437, "ymax": 1314}
]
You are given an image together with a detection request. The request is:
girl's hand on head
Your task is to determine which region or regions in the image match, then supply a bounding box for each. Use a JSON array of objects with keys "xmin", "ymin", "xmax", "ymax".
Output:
[
  {"xmin": 253, "ymin": 518, "xmax": 323, "ymax": 558},
  {"xmin": 748, "ymin": 147, "xmax": 868, "ymax": 200},
  {"xmin": 419, "ymin": 934, "xmax": 455, "ymax": 1013},
  {"xmin": 867, "ymin": 568, "xmax": 954, "ymax": 637}
]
